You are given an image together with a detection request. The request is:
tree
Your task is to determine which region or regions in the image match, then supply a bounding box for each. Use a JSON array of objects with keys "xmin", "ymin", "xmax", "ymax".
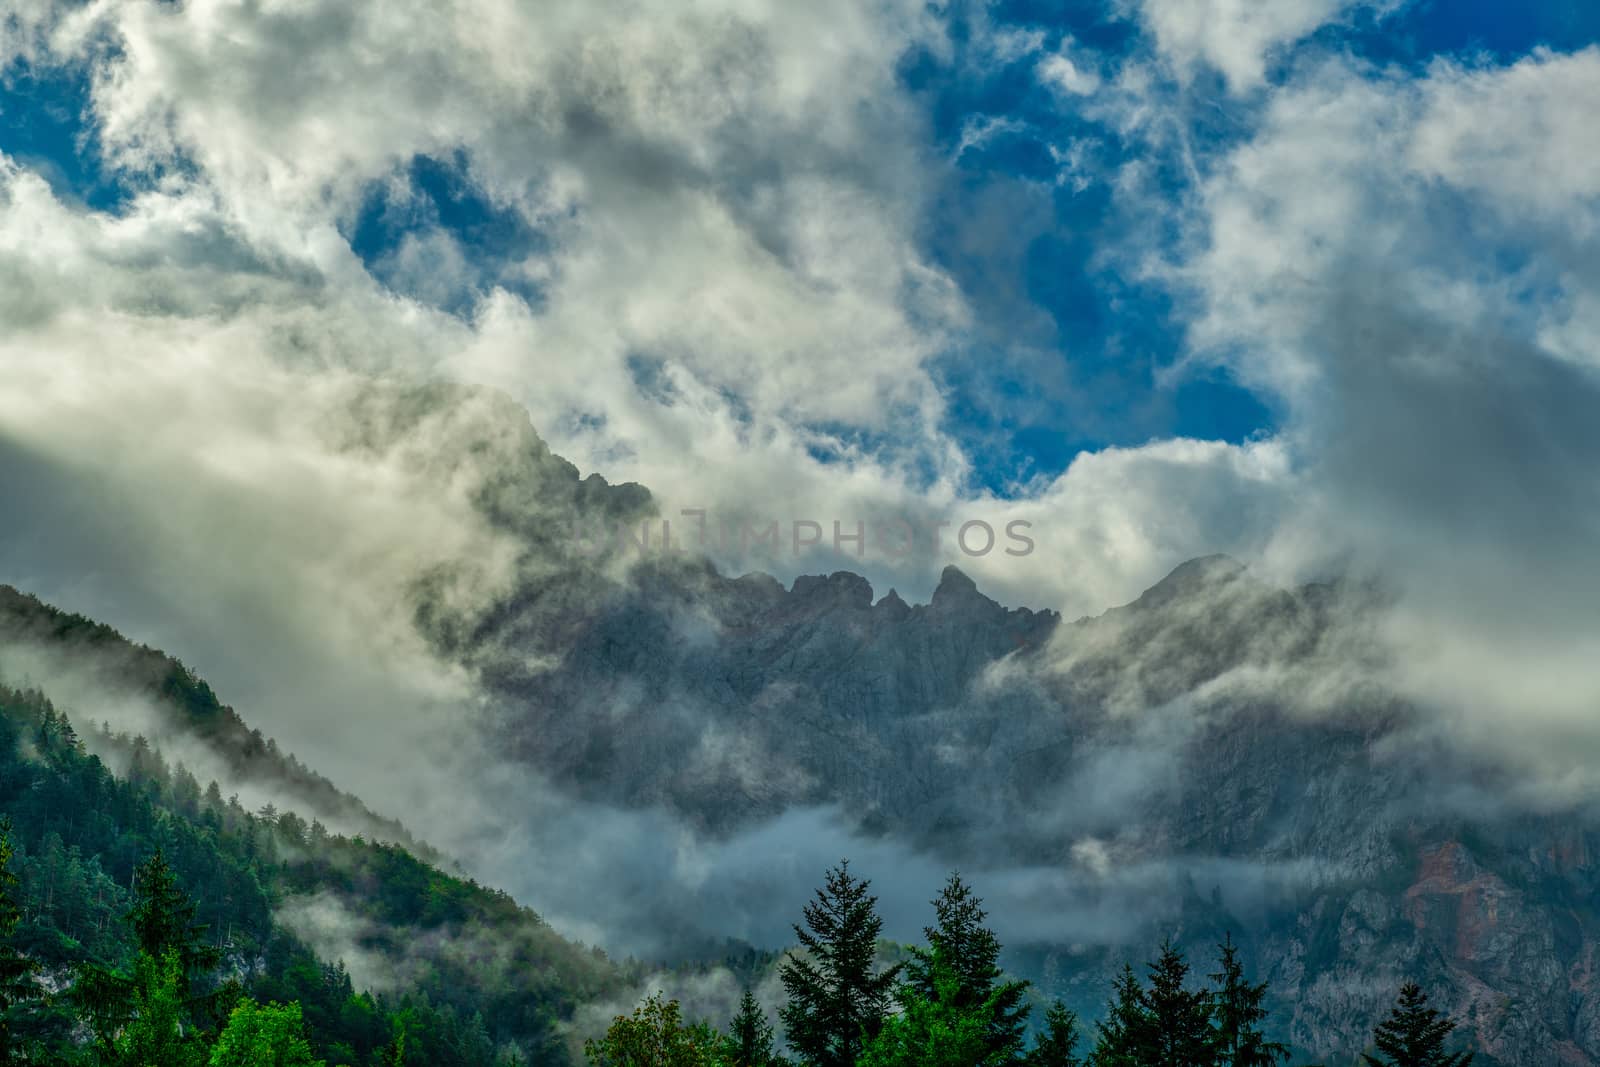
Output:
[
  {"xmin": 377, "ymin": 1029, "xmax": 406, "ymax": 1067},
  {"xmin": 1362, "ymin": 983, "xmax": 1473, "ymax": 1067},
  {"xmin": 76, "ymin": 849, "xmax": 231, "ymax": 1056},
  {"xmin": 209, "ymin": 999, "xmax": 324, "ymax": 1067},
  {"xmin": 725, "ymin": 989, "xmax": 783, "ymax": 1067},
  {"xmin": 1091, "ymin": 965, "xmax": 1152, "ymax": 1067},
  {"xmin": 779, "ymin": 862, "xmax": 900, "ymax": 1067},
  {"xmin": 905, "ymin": 873, "xmax": 1029, "ymax": 1061},
  {"xmin": 1027, "ymin": 1002, "xmax": 1084, "ymax": 1067},
  {"xmin": 128, "ymin": 850, "xmax": 222, "ymax": 994},
  {"xmin": 857, "ymin": 951, "xmax": 995, "ymax": 1067},
  {"xmin": 583, "ymin": 994, "xmax": 723, "ymax": 1067},
  {"xmin": 0, "ymin": 819, "xmax": 40, "ymax": 1065},
  {"xmin": 1209, "ymin": 935, "xmax": 1286, "ymax": 1067},
  {"xmin": 114, "ymin": 949, "xmax": 207, "ymax": 1067},
  {"xmin": 1143, "ymin": 940, "xmax": 1216, "ymax": 1067}
]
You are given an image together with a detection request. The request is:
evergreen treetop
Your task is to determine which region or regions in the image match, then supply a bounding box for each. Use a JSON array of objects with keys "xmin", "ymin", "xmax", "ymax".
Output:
[
  {"xmin": 1026, "ymin": 1001, "xmax": 1083, "ymax": 1067},
  {"xmin": 779, "ymin": 861, "xmax": 900, "ymax": 1067},
  {"xmin": 1209, "ymin": 934, "xmax": 1287, "ymax": 1067},
  {"xmin": 1362, "ymin": 982, "xmax": 1474, "ymax": 1067}
]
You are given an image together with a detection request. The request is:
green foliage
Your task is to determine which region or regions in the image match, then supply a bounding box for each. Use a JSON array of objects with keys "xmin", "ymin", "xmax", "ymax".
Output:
[
  {"xmin": 209, "ymin": 999, "xmax": 325, "ymax": 1067},
  {"xmin": 0, "ymin": 682, "xmax": 623, "ymax": 1066},
  {"xmin": 0, "ymin": 819, "xmax": 40, "ymax": 1065},
  {"xmin": 1090, "ymin": 965, "xmax": 1152, "ymax": 1067},
  {"xmin": 113, "ymin": 949, "xmax": 207, "ymax": 1067},
  {"xmin": 1361, "ymin": 983, "xmax": 1474, "ymax": 1067},
  {"xmin": 1090, "ymin": 943, "xmax": 1218, "ymax": 1067},
  {"xmin": 129, "ymin": 851, "xmax": 221, "ymax": 986},
  {"xmin": 904, "ymin": 873, "xmax": 1029, "ymax": 1063},
  {"xmin": 583, "ymin": 994, "xmax": 724, "ymax": 1067},
  {"xmin": 779, "ymin": 862, "xmax": 900, "ymax": 1067},
  {"xmin": 724, "ymin": 989, "xmax": 783, "ymax": 1067},
  {"xmin": 1025, "ymin": 1002, "xmax": 1083, "ymax": 1067},
  {"xmin": 858, "ymin": 948, "xmax": 1015, "ymax": 1067},
  {"xmin": 1142, "ymin": 940, "xmax": 1215, "ymax": 1067},
  {"xmin": 1209, "ymin": 935, "xmax": 1287, "ymax": 1067}
]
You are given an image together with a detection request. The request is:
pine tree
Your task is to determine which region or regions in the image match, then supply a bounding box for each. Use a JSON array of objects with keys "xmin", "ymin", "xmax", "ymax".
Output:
[
  {"xmin": 1027, "ymin": 1002, "xmax": 1084, "ymax": 1067},
  {"xmin": 1209, "ymin": 935, "xmax": 1286, "ymax": 1067},
  {"xmin": 75, "ymin": 849, "xmax": 231, "ymax": 1055},
  {"xmin": 1362, "ymin": 983, "xmax": 1473, "ymax": 1067},
  {"xmin": 0, "ymin": 819, "xmax": 40, "ymax": 1065},
  {"xmin": 128, "ymin": 850, "xmax": 222, "ymax": 993},
  {"xmin": 1143, "ymin": 940, "xmax": 1215, "ymax": 1067},
  {"xmin": 779, "ymin": 861, "xmax": 900, "ymax": 1067},
  {"xmin": 725, "ymin": 988, "xmax": 782, "ymax": 1067},
  {"xmin": 1091, "ymin": 965, "xmax": 1152, "ymax": 1067},
  {"xmin": 905, "ymin": 873, "xmax": 1030, "ymax": 1061}
]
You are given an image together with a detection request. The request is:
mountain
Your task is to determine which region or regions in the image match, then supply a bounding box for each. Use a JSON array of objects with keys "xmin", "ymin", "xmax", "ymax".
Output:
[{"xmin": 373, "ymin": 398, "xmax": 1597, "ymax": 1065}]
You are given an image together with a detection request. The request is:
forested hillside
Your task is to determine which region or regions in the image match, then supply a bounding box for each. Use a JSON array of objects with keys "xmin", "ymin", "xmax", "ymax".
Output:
[{"xmin": 0, "ymin": 681, "xmax": 626, "ymax": 1064}]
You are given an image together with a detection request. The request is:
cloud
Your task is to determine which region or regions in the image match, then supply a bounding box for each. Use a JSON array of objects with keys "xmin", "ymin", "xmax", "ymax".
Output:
[
  {"xmin": 1129, "ymin": 0, "xmax": 1396, "ymax": 91},
  {"xmin": 1038, "ymin": 46, "xmax": 1103, "ymax": 97},
  {"xmin": 1174, "ymin": 47, "xmax": 1600, "ymax": 795}
]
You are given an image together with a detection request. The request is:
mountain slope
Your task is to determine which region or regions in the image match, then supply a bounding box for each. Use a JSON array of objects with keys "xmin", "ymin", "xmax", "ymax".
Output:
[
  {"xmin": 0, "ymin": 614, "xmax": 632, "ymax": 1064},
  {"xmin": 0, "ymin": 584, "xmax": 426, "ymax": 854}
]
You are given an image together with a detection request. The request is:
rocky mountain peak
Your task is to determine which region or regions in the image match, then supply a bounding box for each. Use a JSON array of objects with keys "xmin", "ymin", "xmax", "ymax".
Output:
[
  {"xmin": 789, "ymin": 571, "xmax": 875, "ymax": 610},
  {"xmin": 929, "ymin": 564, "xmax": 992, "ymax": 612}
]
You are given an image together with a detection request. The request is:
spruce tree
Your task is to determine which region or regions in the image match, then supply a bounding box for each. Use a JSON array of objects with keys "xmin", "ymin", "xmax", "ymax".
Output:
[
  {"xmin": 1026, "ymin": 1001, "xmax": 1084, "ymax": 1067},
  {"xmin": 129, "ymin": 850, "xmax": 222, "ymax": 993},
  {"xmin": 1209, "ymin": 934, "xmax": 1286, "ymax": 1067},
  {"xmin": 779, "ymin": 861, "xmax": 900, "ymax": 1067},
  {"xmin": 76, "ymin": 849, "xmax": 231, "ymax": 1054},
  {"xmin": 0, "ymin": 819, "xmax": 39, "ymax": 1065},
  {"xmin": 906, "ymin": 873, "xmax": 1029, "ymax": 1061},
  {"xmin": 1362, "ymin": 983, "xmax": 1473, "ymax": 1067},
  {"xmin": 726, "ymin": 988, "xmax": 782, "ymax": 1067},
  {"xmin": 1143, "ymin": 940, "xmax": 1215, "ymax": 1067},
  {"xmin": 1092, "ymin": 965, "xmax": 1152, "ymax": 1067}
]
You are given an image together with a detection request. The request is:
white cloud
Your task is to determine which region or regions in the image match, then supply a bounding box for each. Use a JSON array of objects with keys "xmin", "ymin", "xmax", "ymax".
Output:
[
  {"xmin": 1131, "ymin": 0, "xmax": 1394, "ymax": 91},
  {"xmin": 1038, "ymin": 48, "xmax": 1103, "ymax": 96},
  {"xmin": 1175, "ymin": 48, "xmax": 1600, "ymax": 792}
]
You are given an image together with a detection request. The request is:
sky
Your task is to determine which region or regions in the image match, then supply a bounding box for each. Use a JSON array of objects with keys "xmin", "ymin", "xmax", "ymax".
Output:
[{"xmin": 4, "ymin": 0, "xmax": 1600, "ymax": 946}]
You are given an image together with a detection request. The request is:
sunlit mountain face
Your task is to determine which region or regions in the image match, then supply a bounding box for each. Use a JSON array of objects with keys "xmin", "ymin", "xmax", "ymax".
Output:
[{"xmin": 3, "ymin": 2, "xmax": 1599, "ymax": 1064}]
